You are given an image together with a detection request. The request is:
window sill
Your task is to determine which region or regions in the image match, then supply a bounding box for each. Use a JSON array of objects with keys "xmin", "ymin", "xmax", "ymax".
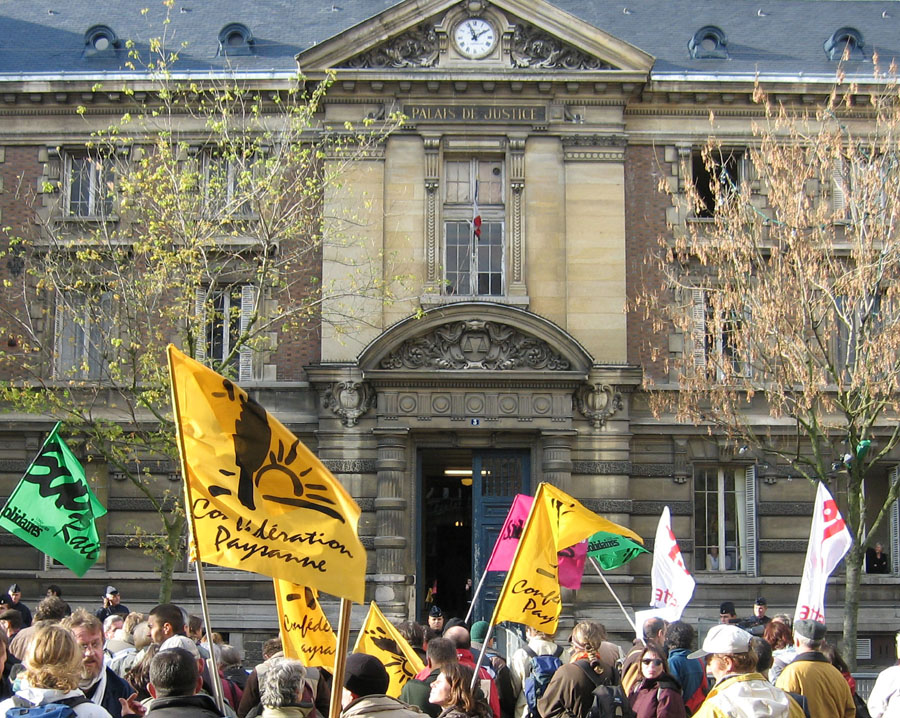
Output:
[
  {"xmin": 419, "ymin": 294, "xmax": 530, "ymax": 310},
  {"xmin": 55, "ymin": 215, "xmax": 119, "ymax": 224}
]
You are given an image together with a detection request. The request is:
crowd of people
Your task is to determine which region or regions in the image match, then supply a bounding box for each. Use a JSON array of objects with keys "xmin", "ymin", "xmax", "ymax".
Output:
[{"xmin": 0, "ymin": 584, "xmax": 898, "ymax": 718}]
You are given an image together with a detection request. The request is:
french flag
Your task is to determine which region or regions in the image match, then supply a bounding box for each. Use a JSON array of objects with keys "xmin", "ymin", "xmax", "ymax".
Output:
[{"xmin": 472, "ymin": 183, "xmax": 482, "ymax": 240}]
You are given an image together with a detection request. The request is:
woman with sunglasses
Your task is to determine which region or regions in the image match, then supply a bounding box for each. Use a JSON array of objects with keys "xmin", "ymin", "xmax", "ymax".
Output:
[{"xmin": 627, "ymin": 643, "xmax": 687, "ymax": 718}]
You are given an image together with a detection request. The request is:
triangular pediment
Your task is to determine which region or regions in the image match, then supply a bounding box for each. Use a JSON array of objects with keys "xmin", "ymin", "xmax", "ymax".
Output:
[{"xmin": 297, "ymin": 0, "xmax": 653, "ymax": 76}]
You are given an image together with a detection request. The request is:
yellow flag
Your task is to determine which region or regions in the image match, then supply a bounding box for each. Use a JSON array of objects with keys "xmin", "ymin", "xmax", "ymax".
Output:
[
  {"xmin": 167, "ymin": 345, "xmax": 366, "ymax": 603},
  {"xmin": 492, "ymin": 482, "xmax": 643, "ymax": 634},
  {"xmin": 353, "ymin": 602, "xmax": 425, "ymax": 697},
  {"xmin": 275, "ymin": 580, "xmax": 337, "ymax": 668}
]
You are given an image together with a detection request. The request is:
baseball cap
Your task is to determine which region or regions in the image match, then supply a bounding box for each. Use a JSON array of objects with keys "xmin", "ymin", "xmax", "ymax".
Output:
[
  {"xmin": 688, "ymin": 624, "xmax": 752, "ymax": 659},
  {"xmin": 105, "ymin": 585, "xmax": 119, "ymax": 598},
  {"xmin": 719, "ymin": 601, "xmax": 736, "ymax": 615},
  {"xmin": 160, "ymin": 634, "xmax": 202, "ymax": 659},
  {"xmin": 793, "ymin": 619, "xmax": 827, "ymax": 641}
]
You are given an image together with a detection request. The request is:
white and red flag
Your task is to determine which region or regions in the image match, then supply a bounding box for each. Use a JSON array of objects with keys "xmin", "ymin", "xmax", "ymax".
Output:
[
  {"xmin": 472, "ymin": 181, "xmax": 482, "ymax": 240},
  {"xmin": 794, "ymin": 482, "xmax": 852, "ymax": 624},
  {"xmin": 648, "ymin": 506, "xmax": 695, "ymax": 621}
]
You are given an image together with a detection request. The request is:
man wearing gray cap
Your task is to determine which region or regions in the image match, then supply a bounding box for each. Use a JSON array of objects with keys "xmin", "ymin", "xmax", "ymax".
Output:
[
  {"xmin": 689, "ymin": 624, "xmax": 804, "ymax": 718},
  {"xmin": 775, "ymin": 619, "xmax": 854, "ymax": 718}
]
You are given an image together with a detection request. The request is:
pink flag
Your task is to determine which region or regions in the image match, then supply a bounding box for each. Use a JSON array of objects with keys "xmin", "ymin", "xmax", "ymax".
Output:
[
  {"xmin": 486, "ymin": 494, "xmax": 586, "ymax": 589},
  {"xmin": 794, "ymin": 483, "xmax": 852, "ymax": 624}
]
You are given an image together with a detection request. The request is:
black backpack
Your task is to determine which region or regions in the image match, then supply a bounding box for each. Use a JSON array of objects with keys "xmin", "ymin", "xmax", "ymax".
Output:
[{"xmin": 576, "ymin": 661, "xmax": 636, "ymax": 718}]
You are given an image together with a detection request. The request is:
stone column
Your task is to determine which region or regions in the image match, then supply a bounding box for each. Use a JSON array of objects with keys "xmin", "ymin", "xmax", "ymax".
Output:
[
  {"xmin": 541, "ymin": 430, "xmax": 574, "ymax": 486},
  {"xmin": 374, "ymin": 428, "xmax": 411, "ymax": 616}
]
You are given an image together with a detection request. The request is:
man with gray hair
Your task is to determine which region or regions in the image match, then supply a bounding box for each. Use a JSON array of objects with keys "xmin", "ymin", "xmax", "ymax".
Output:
[
  {"xmin": 775, "ymin": 619, "xmax": 854, "ymax": 718},
  {"xmin": 259, "ymin": 657, "xmax": 313, "ymax": 717}
]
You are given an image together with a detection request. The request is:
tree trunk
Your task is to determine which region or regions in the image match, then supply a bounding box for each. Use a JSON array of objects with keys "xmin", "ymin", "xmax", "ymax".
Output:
[
  {"xmin": 157, "ymin": 513, "xmax": 186, "ymax": 604},
  {"xmin": 842, "ymin": 542, "xmax": 864, "ymax": 671}
]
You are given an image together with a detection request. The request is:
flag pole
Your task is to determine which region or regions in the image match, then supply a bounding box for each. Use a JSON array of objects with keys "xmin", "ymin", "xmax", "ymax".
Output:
[
  {"xmin": 329, "ymin": 597, "xmax": 353, "ymax": 718},
  {"xmin": 464, "ymin": 566, "xmax": 490, "ymax": 625},
  {"xmin": 589, "ymin": 557, "xmax": 638, "ymax": 634},
  {"xmin": 167, "ymin": 346, "xmax": 225, "ymax": 714},
  {"xmin": 477, "ymin": 485, "xmax": 546, "ymax": 691},
  {"xmin": 470, "ymin": 621, "xmax": 495, "ymax": 692}
]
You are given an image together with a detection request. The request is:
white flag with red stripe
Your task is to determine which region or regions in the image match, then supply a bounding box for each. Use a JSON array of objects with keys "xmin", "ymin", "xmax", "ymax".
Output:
[
  {"xmin": 649, "ymin": 506, "xmax": 695, "ymax": 621},
  {"xmin": 794, "ymin": 482, "xmax": 852, "ymax": 624}
]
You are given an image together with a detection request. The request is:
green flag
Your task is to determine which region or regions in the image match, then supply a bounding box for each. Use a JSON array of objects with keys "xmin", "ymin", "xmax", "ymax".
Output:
[
  {"xmin": 0, "ymin": 423, "xmax": 106, "ymax": 576},
  {"xmin": 586, "ymin": 530, "xmax": 648, "ymax": 570}
]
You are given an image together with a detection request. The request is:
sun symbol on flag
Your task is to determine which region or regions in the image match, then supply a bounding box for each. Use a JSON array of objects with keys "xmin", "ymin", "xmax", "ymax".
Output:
[{"xmin": 209, "ymin": 379, "xmax": 344, "ymax": 522}]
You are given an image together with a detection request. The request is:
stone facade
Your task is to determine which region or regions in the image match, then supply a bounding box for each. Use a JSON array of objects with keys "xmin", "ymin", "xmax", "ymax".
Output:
[{"xmin": 0, "ymin": 0, "xmax": 898, "ymax": 666}]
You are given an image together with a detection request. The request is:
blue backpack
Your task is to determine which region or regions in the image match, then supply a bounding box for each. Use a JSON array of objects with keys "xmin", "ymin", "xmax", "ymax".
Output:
[
  {"xmin": 7, "ymin": 694, "xmax": 88, "ymax": 718},
  {"xmin": 523, "ymin": 645, "xmax": 564, "ymax": 718}
]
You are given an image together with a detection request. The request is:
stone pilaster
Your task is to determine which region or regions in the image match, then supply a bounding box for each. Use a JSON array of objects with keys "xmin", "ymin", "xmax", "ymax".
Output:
[
  {"xmin": 374, "ymin": 428, "xmax": 411, "ymax": 615},
  {"xmin": 541, "ymin": 430, "xmax": 574, "ymax": 486}
]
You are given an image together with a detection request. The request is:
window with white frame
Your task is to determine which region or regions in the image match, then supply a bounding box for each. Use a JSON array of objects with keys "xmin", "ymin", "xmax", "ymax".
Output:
[
  {"xmin": 694, "ymin": 465, "xmax": 757, "ymax": 574},
  {"xmin": 443, "ymin": 158, "xmax": 504, "ymax": 296},
  {"xmin": 194, "ymin": 283, "xmax": 258, "ymax": 381},
  {"xmin": 66, "ymin": 155, "xmax": 114, "ymax": 218},
  {"xmin": 691, "ymin": 288, "xmax": 751, "ymax": 380},
  {"xmin": 54, "ymin": 290, "xmax": 112, "ymax": 381},
  {"xmin": 201, "ymin": 150, "xmax": 254, "ymax": 217},
  {"xmin": 691, "ymin": 148, "xmax": 744, "ymax": 218}
]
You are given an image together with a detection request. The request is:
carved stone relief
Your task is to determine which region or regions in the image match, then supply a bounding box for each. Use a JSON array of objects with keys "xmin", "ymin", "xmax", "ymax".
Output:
[
  {"xmin": 574, "ymin": 383, "xmax": 623, "ymax": 428},
  {"xmin": 379, "ymin": 320, "xmax": 571, "ymax": 370},
  {"xmin": 511, "ymin": 22, "xmax": 615, "ymax": 70},
  {"xmin": 322, "ymin": 381, "xmax": 376, "ymax": 427},
  {"xmin": 343, "ymin": 24, "xmax": 439, "ymax": 68}
]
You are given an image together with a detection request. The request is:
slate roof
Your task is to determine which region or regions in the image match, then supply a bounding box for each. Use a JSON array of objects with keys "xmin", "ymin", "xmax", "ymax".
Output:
[{"xmin": 0, "ymin": 0, "xmax": 898, "ymax": 80}]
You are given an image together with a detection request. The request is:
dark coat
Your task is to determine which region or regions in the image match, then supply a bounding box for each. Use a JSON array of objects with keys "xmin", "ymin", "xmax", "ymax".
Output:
[
  {"xmin": 145, "ymin": 693, "xmax": 225, "ymax": 718},
  {"xmin": 628, "ymin": 675, "xmax": 687, "ymax": 718},
  {"xmin": 88, "ymin": 666, "xmax": 133, "ymax": 718},
  {"xmin": 400, "ymin": 667, "xmax": 442, "ymax": 718},
  {"xmin": 538, "ymin": 660, "xmax": 611, "ymax": 718}
]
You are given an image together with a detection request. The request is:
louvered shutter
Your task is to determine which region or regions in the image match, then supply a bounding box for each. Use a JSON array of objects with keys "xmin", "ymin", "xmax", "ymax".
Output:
[
  {"xmin": 692, "ymin": 289, "xmax": 707, "ymax": 369},
  {"xmin": 832, "ymin": 159, "xmax": 847, "ymax": 215},
  {"xmin": 891, "ymin": 466, "xmax": 900, "ymax": 576},
  {"xmin": 194, "ymin": 287, "xmax": 207, "ymax": 362},
  {"xmin": 744, "ymin": 464, "xmax": 758, "ymax": 577},
  {"xmin": 238, "ymin": 284, "xmax": 257, "ymax": 382}
]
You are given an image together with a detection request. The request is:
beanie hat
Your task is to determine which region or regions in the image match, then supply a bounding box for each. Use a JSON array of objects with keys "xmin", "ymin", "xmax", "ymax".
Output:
[{"xmin": 344, "ymin": 653, "xmax": 389, "ymax": 697}]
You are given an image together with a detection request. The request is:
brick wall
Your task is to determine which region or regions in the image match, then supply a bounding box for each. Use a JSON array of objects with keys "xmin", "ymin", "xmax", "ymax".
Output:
[{"xmin": 624, "ymin": 144, "xmax": 673, "ymax": 381}]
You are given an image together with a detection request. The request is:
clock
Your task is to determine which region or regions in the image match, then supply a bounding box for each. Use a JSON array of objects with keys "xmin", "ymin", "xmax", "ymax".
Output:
[{"xmin": 453, "ymin": 17, "xmax": 497, "ymax": 59}]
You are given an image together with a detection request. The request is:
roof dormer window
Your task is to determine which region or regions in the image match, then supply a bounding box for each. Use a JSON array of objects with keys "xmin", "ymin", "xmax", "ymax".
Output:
[
  {"xmin": 83, "ymin": 25, "xmax": 121, "ymax": 58},
  {"xmin": 218, "ymin": 23, "xmax": 255, "ymax": 56},
  {"xmin": 688, "ymin": 26, "xmax": 728, "ymax": 60},
  {"xmin": 824, "ymin": 27, "xmax": 865, "ymax": 61}
]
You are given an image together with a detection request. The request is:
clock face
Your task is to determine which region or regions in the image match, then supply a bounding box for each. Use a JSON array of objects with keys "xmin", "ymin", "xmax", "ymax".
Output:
[{"xmin": 454, "ymin": 17, "xmax": 497, "ymax": 59}]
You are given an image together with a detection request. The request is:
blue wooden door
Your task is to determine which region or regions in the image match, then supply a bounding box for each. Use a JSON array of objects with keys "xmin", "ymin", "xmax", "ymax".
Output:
[{"xmin": 471, "ymin": 450, "xmax": 530, "ymax": 622}]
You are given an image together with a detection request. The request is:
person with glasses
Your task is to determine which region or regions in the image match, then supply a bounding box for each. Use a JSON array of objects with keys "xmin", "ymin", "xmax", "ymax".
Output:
[{"xmin": 626, "ymin": 643, "xmax": 686, "ymax": 718}]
